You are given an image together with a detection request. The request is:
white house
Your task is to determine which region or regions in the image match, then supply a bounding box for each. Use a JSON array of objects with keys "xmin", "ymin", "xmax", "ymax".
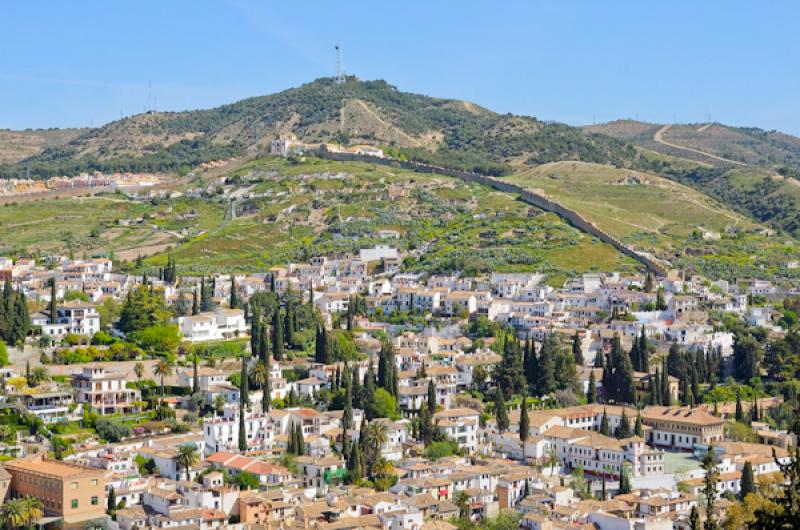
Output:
[{"xmin": 176, "ymin": 308, "xmax": 246, "ymax": 342}]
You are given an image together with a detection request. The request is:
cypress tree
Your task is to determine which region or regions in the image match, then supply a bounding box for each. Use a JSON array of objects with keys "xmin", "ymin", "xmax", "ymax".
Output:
[
  {"xmin": 284, "ymin": 301, "xmax": 294, "ymax": 347},
  {"xmin": 240, "ymin": 353, "xmax": 250, "ymax": 410},
  {"xmin": 652, "ymin": 368, "xmax": 663, "ymax": 406},
  {"xmin": 661, "ymin": 359, "xmax": 671, "ymax": 405},
  {"xmin": 272, "ymin": 310, "xmax": 284, "ymax": 361},
  {"xmin": 12, "ymin": 290, "xmax": 30, "ymax": 344},
  {"xmin": 363, "ymin": 364, "xmax": 376, "ymax": 419},
  {"xmin": 49, "ymin": 277, "xmax": 58, "ymax": 324},
  {"xmin": 287, "ymin": 422, "xmax": 295, "ymax": 454},
  {"xmin": 618, "ymin": 463, "xmax": 632, "ymax": 494},
  {"xmin": 427, "ymin": 379, "xmax": 436, "ymax": 415},
  {"xmin": 352, "ymin": 369, "xmax": 362, "ymax": 410},
  {"xmin": 524, "ymin": 338, "xmax": 539, "ymax": 392},
  {"xmin": 572, "ymin": 332, "xmax": 584, "ymax": 366},
  {"xmin": 238, "ymin": 408, "xmax": 247, "ymax": 452},
  {"xmin": 262, "ymin": 368, "xmax": 271, "ymax": 412},
  {"xmin": 587, "ymin": 371, "xmax": 597, "ymax": 403},
  {"xmin": 107, "ymin": 486, "xmax": 116, "ymax": 515},
  {"xmin": 519, "ymin": 395, "xmax": 530, "ymax": 450},
  {"xmin": 599, "ymin": 408, "xmax": 610, "ymax": 436},
  {"xmin": 735, "ymin": 389, "xmax": 744, "ymax": 423},
  {"xmin": 229, "ymin": 276, "xmax": 239, "ymax": 309},
  {"xmin": 495, "ymin": 387, "xmax": 509, "ymax": 433},
  {"xmin": 617, "ymin": 409, "xmax": 632, "ymax": 438},
  {"xmin": 536, "ymin": 334, "xmax": 557, "ymax": 395},
  {"xmin": 296, "ymin": 423, "xmax": 305, "ymax": 456},
  {"xmin": 192, "ymin": 354, "xmax": 199, "ymax": 395},
  {"xmin": 192, "ymin": 289, "xmax": 199, "ymax": 315},
  {"xmin": 260, "ymin": 324, "xmax": 269, "ymax": 363},
  {"xmin": 751, "ymin": 396, "xmax": 759, "ymax": 423},
  {"xmin": 250, "ymin": 320, "xmax": 262, "ymax": 359},
  {"xmin": 689, "ymin": 506, "xmax": 700, "ymax": 530},
  {"xmin": 740, "ymin": 461, "xmax": 755, "ymax": 499},
  {"xmin": 594, "ymin": 347, "xmax": 605, "ymax": 369},
  {"xmin": 634, "ymin": 411, "xmax": 643, "ymax": 437},
  {"xmin": 348, "ymin": 439, "xmax": 363, "ymax": 481}
]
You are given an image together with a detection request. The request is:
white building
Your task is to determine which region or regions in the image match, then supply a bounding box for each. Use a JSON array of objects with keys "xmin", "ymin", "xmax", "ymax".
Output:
[{"xmin": 176, "ymin": 308, "xmax": 246, "ymax": 342}]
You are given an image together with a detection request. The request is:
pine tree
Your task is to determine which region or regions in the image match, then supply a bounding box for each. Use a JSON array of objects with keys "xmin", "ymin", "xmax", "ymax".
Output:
[
  {"xmin": 587, "ymin": 371, "xmax": 597, "ymax": 403},
  {"xmin": 572, "ymin": 332, "xmax": 584, "ymax": 366},
  {"xmin": 740, "ymin": 461, "xmax": 755, "ymax": 499},
  {"xmin": 494, "ymin": 387, "xmax": 509, "ymax": 433}
]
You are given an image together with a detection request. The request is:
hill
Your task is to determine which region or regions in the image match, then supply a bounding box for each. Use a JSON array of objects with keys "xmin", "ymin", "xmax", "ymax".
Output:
[
  {"xmin": 0, "ymin": 157, "xmax": 638, "ymax": 283},
  {"xmin": 585, "ymin": 119, "xmax": 800, "ymax": 172},
  {"xmin": 1, "ymin": 77, "xmax": 644, "ymax": 179},
  {"xmin": 507, "ymin": 161, "xmax": 799, "ymax": 281},
  {"xmin": 0, "ymin": 128, "xmax": 86, "ymax": 165}
]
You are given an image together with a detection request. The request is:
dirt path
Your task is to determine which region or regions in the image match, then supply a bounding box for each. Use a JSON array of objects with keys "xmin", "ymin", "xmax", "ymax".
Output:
[{"xmin": 654, "ymin": 125, "xmax": 747, "ymax": 166}]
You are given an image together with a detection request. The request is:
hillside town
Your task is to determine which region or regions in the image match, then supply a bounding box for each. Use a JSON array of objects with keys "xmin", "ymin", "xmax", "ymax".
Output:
[{"xmin": 0, "ymin": 244, "xmax": 796, "ymax": 530}]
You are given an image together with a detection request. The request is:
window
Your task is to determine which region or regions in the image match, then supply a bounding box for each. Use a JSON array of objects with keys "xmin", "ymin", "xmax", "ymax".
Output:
[
  {"xmin": 91, "ymin": 479, "xmax": 98, "ymax": 486},
  {"xmin": 71, "ymin": 499, "xmax": 78, "ymax": 509},
  {"xmin": 91, "ymin": 496, "xmax": 99, "ymax": 505},
  {"xmin": 70, "ymin": 481, "xmax": 78, "ymax": 489}
]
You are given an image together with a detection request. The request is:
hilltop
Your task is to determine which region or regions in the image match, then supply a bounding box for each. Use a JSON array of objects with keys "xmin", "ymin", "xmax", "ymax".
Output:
[{"xmin": 0, "ymin": 77, "xmax": 642, "ymax": 179}]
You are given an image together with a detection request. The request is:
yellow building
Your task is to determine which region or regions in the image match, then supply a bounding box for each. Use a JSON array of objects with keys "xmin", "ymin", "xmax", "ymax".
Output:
[{"xmin": 3, "ymin": 454, "xmax": 106, "ymax": 524}]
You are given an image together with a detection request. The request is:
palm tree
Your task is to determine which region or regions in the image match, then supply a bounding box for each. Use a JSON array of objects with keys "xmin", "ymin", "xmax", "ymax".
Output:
[
  {"xmin": 455, "ymin": 490, "xmax": 471, "ymax": 520},
  {"xmin": 0, "ymin": 496, "xmax": 43, "ymax": 529},
  {"xmin": 363, "ymin": 421, "xmax": 389, "ymax": 471},
  {"xmin": 134, "ymin": 361, "xmax": 145, "ymax": 382},
  {"xmin": 27, "ymin": 366, "xmax": 50, "ymax": 387},
  {"xmin": 153, "ymin": 359, "xmax": 173, "ymax": 399},
  {"xmin": 176, "ymin": 444, "xmax": 199, "ymax": 481},
  {"xmin": 370, "ymin": 457, "xmax": 394, "ymax": 479},
  {"xmin": 250, "ymin": 361, "xmax": 268, "ymax": 404},
  {"xmin": 546, "ymin": 445, "xmax": 559, "ymax": 476}
]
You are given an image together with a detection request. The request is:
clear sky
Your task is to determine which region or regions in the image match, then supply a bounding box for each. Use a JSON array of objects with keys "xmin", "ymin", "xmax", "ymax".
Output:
[{"xmin": 2, "ymin": 1, "xmax": 799, "ymax": 134}]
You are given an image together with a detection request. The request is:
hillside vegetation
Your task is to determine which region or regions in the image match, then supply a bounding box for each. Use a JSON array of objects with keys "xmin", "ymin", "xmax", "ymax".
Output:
[
  {"xmin": 1, "ymin": 78, "xmax": 645, "ymax": 179},
  {"xmin": 0, "ymin": 158, "xmax": 637, "ymax": 281},
  {"xmin": 508, "ymin": 162, "xmax": 799, "ymax": 281},
  {"xmin": 0, "ymin": 128, "xmax": 86, "ymax": 164}
]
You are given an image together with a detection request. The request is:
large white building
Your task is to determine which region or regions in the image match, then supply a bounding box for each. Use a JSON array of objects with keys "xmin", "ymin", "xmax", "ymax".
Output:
[
  {"xmin": 72, "ymin": 366, "xmax": 141, "ymax": 415},
  {"xmin": 34, "ymin": 301, "xmax": 101, "ymax": 338},
  {"xmin": 176, "ymin": 308, "xmax": 246, "ymax": 342}
]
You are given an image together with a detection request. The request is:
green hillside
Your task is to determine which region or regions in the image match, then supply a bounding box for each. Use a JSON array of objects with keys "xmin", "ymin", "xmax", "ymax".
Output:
[
  {"xmin": 0, "ymin": 158, "xmax": 638, "ymax": 282},
  {"xmin": 507, "ymin": 162, "xmax": 799, "ymax": 281},
  {"xmin": 0, "ymin": 78, "xmax": 644, "ymax": 179}
]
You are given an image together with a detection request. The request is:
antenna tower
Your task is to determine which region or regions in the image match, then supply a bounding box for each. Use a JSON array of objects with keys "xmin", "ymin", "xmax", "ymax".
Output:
[{"xmin": 334, "ymin": 44, "xmax": 345, "ymax": 84}]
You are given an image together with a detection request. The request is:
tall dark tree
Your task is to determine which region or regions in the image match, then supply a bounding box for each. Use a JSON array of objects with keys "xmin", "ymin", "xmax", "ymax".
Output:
[
  {"xmin": 587, "ymin": 370, "xmax": 597, "ymax": 403},
  {"xmin": 618, "ymin": 463, "xmax": 632, "ymax": 494},
  {"xmin": 732, "ymin": 334, "xmax": 763, "ymax": 382},
  {"xmin": 616, "ymin": 409, "xmax": 632, "ymax": 438},
  {"xmin": 229, "ymin": 276, "xmax": 239, "ymax": 309},
  {"xmin": 192, "ymin": 353, "xmax": 199, "ymax": 395},
  {"xmin": 735, "ymin": 389, "xmax": 744, "ymax": 423},
  {"xmin": 740, "ymin": 461, "xmax": 755, "ymax": 499},
  {"xmin": 191, "ymin": 289, "xmax": 199, "ymax": 315},
  {"xmin": 599, "ymin": 408, "xmax": 610, "ymax": 436},
  {"xmin": 272, "ymin": 310, "xmax": 284, "ymax": 361},
  {"xmin": 49, "ymin": 277, "xmax": 58, "ymax": 324},
  {"xmin": 524, "ymin": 337, "xmax": 539, "ymax": 392},
  {"xmin": 498, "ymin": 333, "xmax": 525, "ymax": 396},
  {"xmin": 701, "ymin": 445, "xmax": 719, "ymax": 530},
  {"xmin": 519, "ymin": 395, "xmax": 529, "ymax": 461},
  {"xmin": 634, "ymin": 411, "xmax": 643, "ymax": 437},
  {"xmin": 535, "ymin": 334, "xmax": 557, "ymax": 395},
  {"xmin": 655, "ymin": 287, "xmax": 667, "ymax": 311},
  {"xmin": 240, "ymin": 353, "xmax": 250, "ymax": 410},
  {"xmin": 427, "ymin": 379, "xmax": 436, "ymax": 416},
  {"xmin": 661, "ymin": 359, "xmax": 671, "ymax": 405},
  {"xmin": 572, "ymin": 332, "xmax": 584, "ymax": 366},
  {"xmin": 494, "ymin": 387, "xmax": 509, "ymax": 433},
  {"xmin": 238, "ymin": 408, "xmax": 247, "ymax": 452}
]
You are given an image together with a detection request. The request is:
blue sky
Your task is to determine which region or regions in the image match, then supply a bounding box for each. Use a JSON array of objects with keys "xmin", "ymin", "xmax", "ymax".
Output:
[{"xmin": 2, "ymin": 1, "xmax": 799, "ymax": 134}]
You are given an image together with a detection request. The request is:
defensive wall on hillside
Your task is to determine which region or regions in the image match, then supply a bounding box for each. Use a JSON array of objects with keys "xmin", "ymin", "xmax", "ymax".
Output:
[{"xmin": 315, "ymin": 150, "xmax": 668, "ymax": 276}]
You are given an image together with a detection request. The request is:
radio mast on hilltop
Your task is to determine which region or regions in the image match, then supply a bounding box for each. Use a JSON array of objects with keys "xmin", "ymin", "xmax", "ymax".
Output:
[{"xmin": 334, "ymin": 44, "xmax": 346, "ymax": 84}]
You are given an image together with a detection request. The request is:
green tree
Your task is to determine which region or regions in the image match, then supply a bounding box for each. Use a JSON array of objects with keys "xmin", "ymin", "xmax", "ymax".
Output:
[
  {"xmin": 369, "ymin": 388, "xmax": 398, "ymax": 419},
  {"xmin": 689, "ymin": 505, "xmax": 700, "ymax": 530},
  {"xmin": 740, "ymin": 461, "xmax": 755, "ymax": 500},
  {"xmin": 618, "ymin": 462, "xmax": 632, "ymax": 494},
  {"xmin": 107, "ymin": 486, "xmax": 117, "ymax": 516},
  {"xmin": 599, "ymin": 408, "xmax": 610, "ymax": 436},
  {"xmin": 701, "ymin": 445, "xmax": 719, "ymax": 530},
  {"xmin": 494, "ymin": 387, "xmax": 509, "ymax": 433},
  {"xmin": 572, "ymin": 332, "xmax": 584, "ymax": 365},
  {"xmin": 519, "ymin": 395, "xmax": 529, "ymax": 462},
  {"xmin": 153, "ymin": 359, "xmax": 173, "ymax": 398},
  {"xmin": 177, "ymin": 444, "xmax": 199, "ymax": 481},
  {"xmin": 586, "ymin": 370, "xmax": 597, "ymax": 403},
  {"xmin": 229, "ymin": 277, "xmax": 239, "ymax": 309}
]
